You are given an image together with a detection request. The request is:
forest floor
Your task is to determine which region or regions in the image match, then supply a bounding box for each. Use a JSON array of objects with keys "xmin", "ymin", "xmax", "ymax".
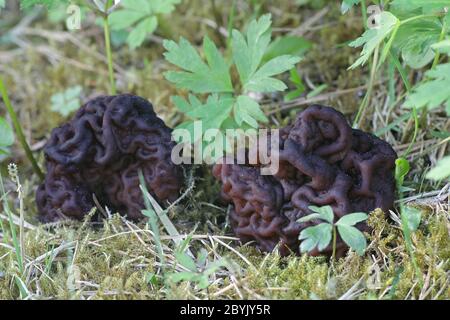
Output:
[{"xmin": 0, "ymin": 0, "xmax": 448, "ymax": 299}]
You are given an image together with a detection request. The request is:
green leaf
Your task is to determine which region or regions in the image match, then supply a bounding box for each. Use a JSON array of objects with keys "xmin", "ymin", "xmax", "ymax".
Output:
[
  {"xmin": 337, "ymin": 225, "xmax": 367, "ymax": 255},
  {"xmin": 297, "ymin": 213, "xmax": 321, "ymax": 224},
  {"xmin": 341, "ymin": 0, "xmax": 360, "ymax": 14},
  {"xmin": 164, "ymin": 37, "xmax": 233, "ymax": 93},
  {"xmin": 391, "ymin": 0, "xmax": 450, "ymax": 13},
  {"xmin": 127, "ymin": 16, "xmax": 158, "ymax": 49},
  {"xmin": 232, "ymin": 14, "xmax": 272, "ymax": 86},
  {"xmin": 426, "ymin": 156, "xmax": 450, "ymax": 180},
  {"xmin": 0, "ymin": 146, "xmax": 10, "ymax": 156},
  {"xmin": 50, "ymin": 85, "xmax": 82, "ymax": 117},
  {"xmin": 403, "ymin": 206, "xmax": 422, "ymax": 232},
  {"xmin": 108, "ymin": 0, "xmax": 180, "ymax": 49},
  {"xmin": 109, "ymin": 10, "xmax": 148, "ymax": 30},
  {"xmin": 336, "ymin": 212, "xmax": 368, "ymax": 226},
  {"xmin": 20, "ymin": 0, "xmax": 65, "ymax": 9},
  {"xmin": 185, "ymin": 95, "xmax": 234, "ymax": 131},
  {"xmin": 404, "ymin": 63, "xmax": 450, "ymax": 114},
  {"xmin": 306, "ymin": 84, "xmax": 328, "ymax": 98},
  {"xmin": 234, "ymin": 95, "xmax": 268, "ymax": 128},
  {"xmin": 167, "ymin": 271, "xmax": 197, "ymax": 283},
  {"xmin": 395, "ymin": 157, "xmax": 410, "ymax": 187},
  {"xmin": 308, "ymin": 205, "xmax": 334, "ymax": 224},
  {"xmin": 299, "ymin": 223, "xmax": 333, "ymax": 253},
  {"xmin": 0, "ymin": 0, "xmax": 5, "ymax": 11},
  {"xmin": 175, "ymin": 252, "xmax": 198, "ymax": 273},
  {"xmin": 0, "ymin": 117, "xmax": 14, "ymax": 147},
  {"xmin": 150, "ymin": 0, "xmax": 181, "ymax": 14},
  {"xmin": 263, "ymin": 36, "xmax": 312, "ymax": 62},
  {"xmin": 432, "ymin": 39, "xmax": 450, "ymax": 55},
  {"xmin": 393, "ymin": 19, "xmax": 443, "ymax": 69},
  {"xmin": 120, "ymin": 0, "xmax": 152, "ymax": 12},
  {"xmin": 349, "ymin": 12, "xmax": 400, "ymax": 69},
  {"xmin": 245, "ymin": 55, "xmax": 301, "ymax": 92}
]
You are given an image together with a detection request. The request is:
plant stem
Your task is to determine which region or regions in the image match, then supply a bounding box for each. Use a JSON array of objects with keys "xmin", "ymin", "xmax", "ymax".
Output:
[
  {"xmin": 361, "ymin": 0, "xmax": 368, "ymax": 30},
  {"xmin": 389, "ymin": 52, "xmax": 419, "ymax": 158},
  {"xmin": 400, "ymin": 204, "xmax": 423, "ymax": 287},
  {"xmin": 400, "ymin": 14, "xmax": 441, "ymax": 26},
  {"xmin": 0, "ymin": 173, "xmax": 23, "ymax": 274},
  {"xmin": 353, "ymin": 45, "xmax": 379, "ymax": 128},
  {"xmin": 331, "ymin": 225, "xmax": 337, "ymax": 263},
  {"xmin": 226, "ymin": 0, "xmax": 237, "ymax": 49},
  {"xmin": 432, "ymin": 18, "xmax": 447, "ymax": 69},
  {"xmin": 0, "ymin": 77, "xmax": 44, "ymax": 180},
  {"xmin": 103, "ymin": 0, "xmax": 116, "ymax": 95}
]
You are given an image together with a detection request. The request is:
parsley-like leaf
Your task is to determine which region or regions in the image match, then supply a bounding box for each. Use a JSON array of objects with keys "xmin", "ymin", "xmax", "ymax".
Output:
[
  {"xmin": 109, "ymin": 0, "xmax": 180, "ymax": 49},
  {"xmin": 426, "ymin": 156, "xmax": 450, "ymax": 180},
  {"xmin": 50, "ymin": 85, "xmax": 82, "ymax": 117},
  {"xmin": 232, "ymin": 14, "xmax": 301, "ymax": 92},
  {"xmin": 341, "ymin": 0, "xmax": 361, "ymax": 14},
  {"xmin": 234, "ymin": 95, "xmax": 268, "ymax": 128},
  {"xmin": 20, "ymin": 0, "xmax": 65, "ymax": 9},
  {"xmin": 391, "ymin": 0, "xmax": 450, "ymax": 13},
  {"xmin": 349, "ymin": 11, "xmax": 399, "ymax": 69},
  {"xmin": 164, "ymin": 36, "xmax": 233, "ymax": 93},
  {"xmin": 404, "ymin": 63, "xmax": 450, "ymax": 114},
  {"xmin": 299, "ymin": 223, "xmax": 333, "ymax": 253}
]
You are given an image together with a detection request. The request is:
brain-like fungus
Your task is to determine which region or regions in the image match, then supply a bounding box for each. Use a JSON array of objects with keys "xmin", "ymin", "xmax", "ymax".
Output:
[
  {"xmin": 36, "ymin": 94, "xmax": 182, "ymax": 222},
  {"xmin": 213, "ymin": 105, "xmax": 397, "ymax": 256}
]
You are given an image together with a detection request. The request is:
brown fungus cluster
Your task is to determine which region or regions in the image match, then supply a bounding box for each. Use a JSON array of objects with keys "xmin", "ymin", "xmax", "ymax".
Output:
[
  {"xmin": 36, "ymin": 94, "xmax": 182, "ymax": 222},
  {"xmin": 213, "ymin": 105, "xmax": 397, "ymax": 256}
]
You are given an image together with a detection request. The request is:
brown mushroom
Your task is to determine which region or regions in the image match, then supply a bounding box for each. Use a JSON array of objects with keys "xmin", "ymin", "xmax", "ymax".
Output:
[
  {"xmin": 213, "ymin": 105, "xmax": 397, "ymax": 256},
  {"xmin": 36, "ymin": 94, "xmax": 183, "ymax": 222}
]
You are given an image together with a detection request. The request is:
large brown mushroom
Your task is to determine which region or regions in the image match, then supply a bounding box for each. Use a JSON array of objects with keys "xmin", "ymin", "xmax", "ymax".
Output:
[
  {"xmin": 36, "ymin": 94, "xmax": 183, "ymax": 222},
  {"xmin": 213, "ymin": 105, "xmax": 397, "ymax": 256}
]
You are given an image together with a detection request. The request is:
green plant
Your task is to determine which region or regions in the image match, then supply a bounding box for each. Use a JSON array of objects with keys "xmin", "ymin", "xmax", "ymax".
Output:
[
  {"xmin": 395, "ymin": 158, "xmax": 424, "ymax": 285},
  {"xmin": 343, "ymin": 0, "xmax": 449, "ymax": 189},
  {"xmin": 0, "ymin": 169, "xmax": 28, "ymax": 298},
  {"xmin": 0, "ymin": 77, "xmax": 44, "ymax": 179},
  {"xmin": 0, "ymin": 116, "xmax": 14, "ymax": 158},
  {"xmin": 285, "ymin": 68, "xmax": 306, "ymax": 101},
  {"xmin": 163, "ymin": 14, "xmax": 301, "ymax": 153},
  {"xmin": 50, "ymin": 85, "xmax": 82, "ymax": 117},
  {"xmin": 167, "ymin": 234, "xmax": 229, "ymax": 290},
  {"xmin": 343, "ymin": 0, "xmax": 449, "ymax": 128},
  {"xmin": 298, "ymin": 205, "xmax": 368, "ymax": 260},
  {"xmin": 108, "ymin": 0, "xmax": 181, "ymax": 49},
  {"xmin": 426, "ymin": 155, "xmax": 450, "ymax": 180}
]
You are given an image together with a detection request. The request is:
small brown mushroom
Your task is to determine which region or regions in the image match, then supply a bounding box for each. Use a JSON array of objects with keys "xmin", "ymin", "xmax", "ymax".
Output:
[
  {"xmin": 36, "ymin": 94, "xmax": 183, "ymax": 222},
  {"xmin": 213, "ymin": 105, "xmax": 397, "ymax": 256}
]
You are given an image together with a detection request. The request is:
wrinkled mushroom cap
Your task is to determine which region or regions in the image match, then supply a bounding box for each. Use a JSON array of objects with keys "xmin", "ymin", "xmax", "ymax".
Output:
[
  {"xmin": 213, "ymin": 105, "xmax": 397, "ymax": 256},
  {"xmin": 37, "ymin": 94, "xmax": 183, "ymax": 222}
]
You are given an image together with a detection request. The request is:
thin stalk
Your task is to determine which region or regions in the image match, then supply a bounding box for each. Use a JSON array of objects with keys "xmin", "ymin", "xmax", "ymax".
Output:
[
  {"xmin": 390, "ymin": 51, "xmax": 423, "ymax": 286},
  {"xmin": 353, "ymin": 45, "xmax": 379, "ymax": 128},
  {"xmin": 331, "ymin": 225, "xmax": 337, "ymax": 263},
  {"xmin": 400, "ymin": 14, "xmax": 442, "ymax": 26},
  {"xmin": 400, "ymin": 204, "xmax": 423, "ymax": 287},
  {"xmin": 226, "ymin": 0, "xmax": 236, "ymax": 48},
  {"xmin": 389, "ymin": 51, "xmax": 419, "ymax": 158},
  {"xmin": 0, "ymin": 77, "xmax": 44, "ymax": 180},
  {"xmin": 138, "ymin": 171, "xmax": 165, "ymax": 274},
  {"xmin": 103, "ymin": 0, "xmax": 116, "ymax": 95},
  {"xmin": 432, "ymin": 18, "xmax": 447, "ymax": 69},
  {"xmin": 361, "ymin": 0, "xmax": 368, "ymax": 30},
  {"xmin": 0, "ymin": 173, "xmax": 23, "ymax": 274}
]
